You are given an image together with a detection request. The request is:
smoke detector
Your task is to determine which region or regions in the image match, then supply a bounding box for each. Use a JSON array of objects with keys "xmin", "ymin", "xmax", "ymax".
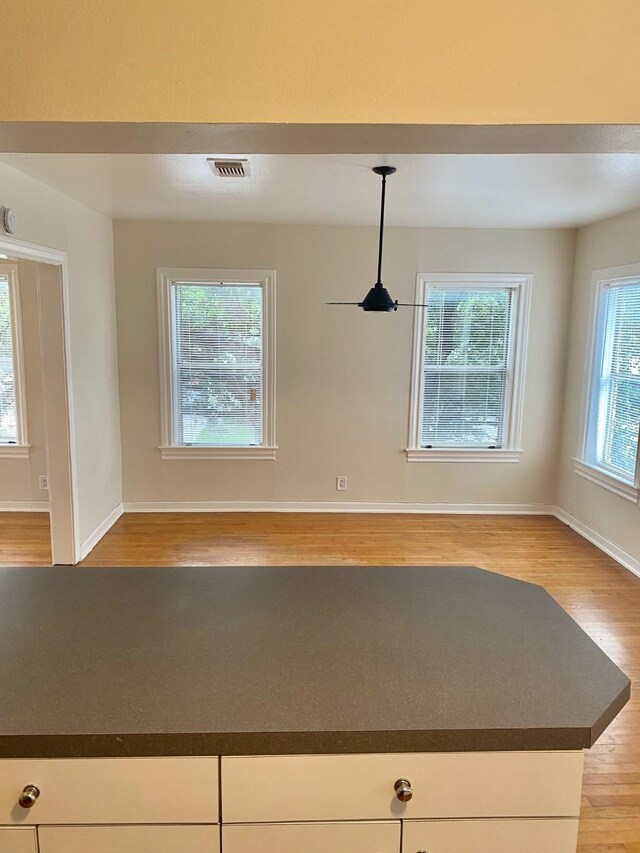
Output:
[{"xmin": 208, "ymin": 159, "xmax": 250, "ymax": 178}]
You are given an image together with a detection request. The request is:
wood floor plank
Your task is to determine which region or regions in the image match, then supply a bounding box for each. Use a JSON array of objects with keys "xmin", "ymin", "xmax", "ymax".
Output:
[{"xmin": 0, "ymin": 512, "xmax": 50, "ymax": 565}]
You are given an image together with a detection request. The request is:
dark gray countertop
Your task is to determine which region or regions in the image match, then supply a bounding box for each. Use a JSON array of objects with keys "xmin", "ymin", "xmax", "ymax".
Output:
[{"xmin": 0, "ymin": 565, "xmax": 629, "ymax": 758}]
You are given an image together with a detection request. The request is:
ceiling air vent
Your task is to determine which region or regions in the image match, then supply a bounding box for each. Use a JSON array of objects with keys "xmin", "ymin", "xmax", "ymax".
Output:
[{"xmin": 208, "ymin": 159, "xmax": 250, "ymax": 178}]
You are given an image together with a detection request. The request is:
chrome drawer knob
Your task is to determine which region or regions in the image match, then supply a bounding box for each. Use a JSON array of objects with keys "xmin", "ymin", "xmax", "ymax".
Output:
[
  {"xmin": 394, "ymin": 777, "xmax": 413, "ymax": 802},
  {"xmin": 18, "ymin": 785, "xmax": 40, "ymax": 809}
]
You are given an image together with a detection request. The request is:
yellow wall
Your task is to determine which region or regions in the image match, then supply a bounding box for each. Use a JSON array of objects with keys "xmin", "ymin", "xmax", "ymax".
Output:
[{"xmin": 2, "ymin": 0, "xmax": 640, "ymax": 125}]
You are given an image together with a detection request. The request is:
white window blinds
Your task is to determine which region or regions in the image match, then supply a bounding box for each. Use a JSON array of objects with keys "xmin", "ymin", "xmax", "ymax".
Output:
[
  {"xmin": 0, "ymin": 275, "xmax": 18, "ymax": 445},
  {"xmin": 594, "ymin": 282, "xmax": 640, "ymax": 482},
  {"xmin": 170, "ymin": 282, "xmax": 264, "ymax": 447},
  {"xmin": 421, "ymin": 287, "xmax": 513, "ymax": 448}
]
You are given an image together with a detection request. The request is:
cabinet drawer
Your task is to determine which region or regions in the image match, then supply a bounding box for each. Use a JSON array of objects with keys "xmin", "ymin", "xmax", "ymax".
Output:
[
  {"xmin": 0, "ymin": 757, "xmax": 218, "ymax": 825},
  {"xmin": 223, "ymin": 821, "xmax": 400, "ymax": 853},
  {"xmin": 402, "ymin": 818, "xmax": 579, "ymax": 852},
  {"xmin": 222, "ymin": 752, "xmax": 583, "ymax": 823},
  {"xmin": 38, "ymin": 825, "xmax": 219, "ymax": 853},
  {"xmin": 0, "ymin": 828, "xmax": 37, "ymax": 853}
]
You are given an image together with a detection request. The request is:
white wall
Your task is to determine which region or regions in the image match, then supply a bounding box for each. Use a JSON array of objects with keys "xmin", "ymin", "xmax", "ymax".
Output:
[
  {"xmin": 114, "ymin": 221, "xmax": 575, "ymax": 509},
  {"xmin": 557, "ymin": 208, "xmax": 640, "ymax": 566},
  {"xmin": 0, "ymin": 261, "xmax": 48, "ymax": 505},
  {"xmin": 0, "ymin": 161, "xmax": 122, "ymax": 543}
]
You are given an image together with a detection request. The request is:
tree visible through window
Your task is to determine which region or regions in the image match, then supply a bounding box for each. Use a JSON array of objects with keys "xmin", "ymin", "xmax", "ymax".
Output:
[
  {"xmin": 171, "ymin": 282, "xmax": 263, "ymax": 446},
  {"xmin": 421, "ymin": 287, "xmax": 513, "ymax": 448},
  {"xmin": 586, "ymin": 280, "xmax": 640, "ymax": 483},
  {"xmin": 0, "ymin": 275, "xmax": 18, "ymax": 445}
]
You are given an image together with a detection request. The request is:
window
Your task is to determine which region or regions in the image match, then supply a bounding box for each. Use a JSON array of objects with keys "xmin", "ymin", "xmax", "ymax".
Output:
[
  {"xmin": 158, "ymin": 269, "xmax": 276, "ymax": 459},
  {"xmin": 407, "ymin": 273, "xmax": 531, "ymax": 462},
  {"xmin": 0, "ymin": 265, "xmax": 28, "ymax": 456},
  {"xmin": 578, "ymin": 265, "xmax": 640, "ymax": 499}
]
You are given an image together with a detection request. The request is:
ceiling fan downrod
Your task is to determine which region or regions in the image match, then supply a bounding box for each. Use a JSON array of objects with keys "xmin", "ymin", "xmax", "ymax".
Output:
[
  {"xmin": 373, "ymin": 165, "xmax": 396, "ymax": 289},
  {"xmin": 327, "ymin": 165, "xmax": 429, "ymax": 312}
]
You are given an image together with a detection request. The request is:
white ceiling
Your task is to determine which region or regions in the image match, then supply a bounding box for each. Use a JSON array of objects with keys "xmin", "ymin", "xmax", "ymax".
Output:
[{"xmin": 4, "ymin": 153, "xmax": 640, "ymax": 229}]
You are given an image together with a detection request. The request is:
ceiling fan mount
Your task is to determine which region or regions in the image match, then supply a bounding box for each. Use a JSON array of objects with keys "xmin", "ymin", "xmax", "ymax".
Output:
[
  {"xmin": 371, "ymin": 165, "xmax": 397, "ymax": 179},
  {"xmin": 328, "ymin": 165, "xmax": 426, "ymax": 312}
]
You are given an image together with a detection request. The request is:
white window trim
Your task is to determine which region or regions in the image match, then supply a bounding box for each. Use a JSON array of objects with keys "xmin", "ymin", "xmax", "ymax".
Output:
[
  {"xmin": 406, "ymin": 272, "xmax": 531, "ymax": 462},
  {"xmin": 576, "ymin": 264, "xmax": 640, "ymax": 501},
  {"xmin": 0, "ymin": 263, "xmax": 29, "ymax": 456},
  {"xmin": 157, "ymin": 268, "xmax": 277, "ymax": 460},
  {"xmin": 573, "ymin": 458, "xmax": 638, "ymax": 503}
]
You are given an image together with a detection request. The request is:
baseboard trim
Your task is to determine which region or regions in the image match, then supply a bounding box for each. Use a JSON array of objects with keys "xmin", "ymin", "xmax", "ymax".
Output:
[
  {"xmin": 0, "ymin": 501, "xmax": 49, "ymax": 512},
  {"xmin": 79, "ymin": 503, "xmax": 124, "ymax": 560},
  {"xmin": 123, "ymin": 500, "xmax": 556, "ymax": 515},
  {"xmin": 554, "ymin": 506, "xmax": 640, "ymax": 579}
]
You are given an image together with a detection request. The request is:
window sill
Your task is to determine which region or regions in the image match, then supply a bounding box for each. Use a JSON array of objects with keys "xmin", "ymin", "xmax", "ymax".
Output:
[
  {"xmin": 405, "ymin": 448, "xmax": 522, "ymax": 463},
  {"xmin": 159, "ymin": 445, "xmax": 277, "ymax": 461},
  {"xmin": 574, "ymin": 459, "xmax": 638, "ymax": 503},
  {"xmin": 0, "ymin": 444, "xmax": 30, "ymax": 459}
]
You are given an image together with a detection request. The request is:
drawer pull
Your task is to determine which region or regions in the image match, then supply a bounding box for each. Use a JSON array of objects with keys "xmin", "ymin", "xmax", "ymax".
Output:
[
  {"xmin": 18, "ymin": 785, "xmax": 40, "ymax": 809},
  {"xmin": 394, "ymin": 777, "xmax": 413, "ymax": 802}
]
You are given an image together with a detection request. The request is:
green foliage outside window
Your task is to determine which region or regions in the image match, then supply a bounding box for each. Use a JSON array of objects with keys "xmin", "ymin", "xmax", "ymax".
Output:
[
  {"xmin": 173, "ymin": 284, "xmax": 263, "ymax": 446},
  {"xmin": 0, "ymin": 280, "xmax": 17, "ymax": 444},
  {"xmin": 422, "ymin": 289, "xmax": 511, "ymax": 447}
]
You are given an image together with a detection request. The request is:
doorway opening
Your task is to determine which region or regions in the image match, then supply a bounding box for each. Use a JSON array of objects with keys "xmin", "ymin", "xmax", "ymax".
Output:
[{"xmin": 0, "ymin": 235, "xmax": 79, "ymax": 564}]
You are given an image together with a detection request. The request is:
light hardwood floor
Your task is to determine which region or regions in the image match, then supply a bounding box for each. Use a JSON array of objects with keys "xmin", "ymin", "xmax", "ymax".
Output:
[
  {"xmin": 0, "ymin": 512, "xmax": 51, "ymax": 565},
  {"xmin": 2, "ymin": 511, "xmax": 639, "ymax": 851}
]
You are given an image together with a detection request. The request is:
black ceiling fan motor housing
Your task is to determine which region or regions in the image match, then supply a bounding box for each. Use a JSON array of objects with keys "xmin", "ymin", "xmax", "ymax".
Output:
[{"xmin": 359, "ymin": 285, "xmax": 398, "ymax": 312}]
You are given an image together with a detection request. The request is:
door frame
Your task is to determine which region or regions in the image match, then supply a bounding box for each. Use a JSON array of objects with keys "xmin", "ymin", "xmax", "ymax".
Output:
[{"xmin": 0, "ymin": 234, "xmax": 80, "ymax": 564}]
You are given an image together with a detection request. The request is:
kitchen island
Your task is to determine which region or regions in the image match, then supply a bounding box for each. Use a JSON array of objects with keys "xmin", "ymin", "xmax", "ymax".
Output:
[{"xmin": 0, "ymin": 565, "xmax": 630, "ymax": 853}]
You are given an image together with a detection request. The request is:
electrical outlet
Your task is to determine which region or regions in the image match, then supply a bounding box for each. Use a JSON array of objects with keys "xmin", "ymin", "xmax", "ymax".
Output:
[
  {"xmin": 39, "ymin": 475, "xmax": 49, "ymax": 491},
  {"xmin": 336, "ymin": 476, "xmax": 348, "ymax": 491}
]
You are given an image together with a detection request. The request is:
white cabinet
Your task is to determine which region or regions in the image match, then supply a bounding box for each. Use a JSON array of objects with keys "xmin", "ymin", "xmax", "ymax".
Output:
[
  {"xmin": 0, "ymin": 757, "xmax": 219, "ymax": 825},
  {"xmin": 223, "ymin": 821, "xmax": 400, "ymax": 853},
  {"xmin": 38, "ymin": 825, "xmax": 220, "ymax": 853},
  {"xmin": 222, "ymin": 752, "xmax": 584, "ymax": 823},
  {"xmin": 402, "ymin": 818, "xmax": 579, "ymax": 852},
  {"xmin": 0, "ymin": 828, "xmax": 37, "ymax": 853},
  {"xmin": 0, "ymin": 752, "xmax": 584, "ymax": 853}
]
